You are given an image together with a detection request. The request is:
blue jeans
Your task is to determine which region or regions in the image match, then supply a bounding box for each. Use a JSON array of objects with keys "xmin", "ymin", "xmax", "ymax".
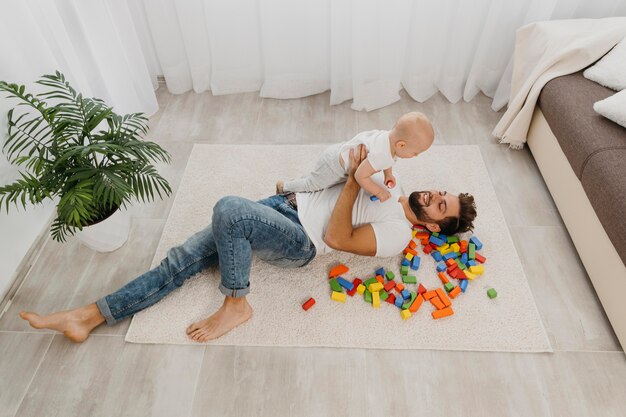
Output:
[{"xmin": 96, "ymin": 195, "xmax": 317, "ymax": 325}]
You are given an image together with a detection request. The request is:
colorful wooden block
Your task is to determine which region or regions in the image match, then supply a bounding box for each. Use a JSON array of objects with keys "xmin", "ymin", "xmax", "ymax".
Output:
[
  {"xmin": 487, "ymin": 288, "xmax": 497, "ymax": 299},
  {"xmin": 429, "ymin": 235, "xmax": 445, "ymax": 246},
  {"xmin": 331, "ymin": 291, "xmax": 346, "ymax": 303},
  {"xmin": 438, "ymin": 272, "xmax": 449, "ymax": 285},
  {"xmin": 447, "ymin": 236, "xmax": 459, "ymax": 243},
  {"xmin": 432, "ymin": 251, "xmax": 443, "ymax": 262},
  {"xmin": 380, "ymin": 289, "xmax": 389, "ymax": 302},
  {"xmin": 455, "ymin": 259, "xmax": 467, "ymax": 270},
  {"xmin": 470, "ymin": 236, "xmax": 483, "ymax": 250},
  {"xmin": 464, "ymin": 271, "xmax": 477, "ymax": 280},
  {"xmin": 469, "ymin": 243, "xmax": 476, "ymax": 260},
  {"xmin": 402, "ymin": 292, "xmax": 417, "ymax": 309},
  {"xmin": 386, "ymin": 271, "xmax": 395, "ymax": 280},
  {"xmin": 459, "ymin": 279, "xmax": 468, "ymax": 292},
  {"xmin": 439, "ymin": 246, "xmax": 453, "ymax": 255},
  {"xmin": 384, "ymin": 281, "xmax": 396, "ymax": 292},
  {"xmin": 450, "ymin": 243, "xmax": 460, "ymax": 253},
  {"xmin": 411, "ymin": 256, "xmax": 421, "ymax": 270},
  {"xmin": 417, "ymin": 283, "xmax": 427, "ymax": 294},
  {"xmin": 436, "ymin": 288, "xmax": 452, "ymax": 307},
  {"xmin": 357, "ymin": 284, "xmax": 366, "ymax": 294},
  {"xmin": 394, "ymin": 296, "xmax": 403, "ymax": 308},
  {"xmin": 423, "ymin": 290, "xmax": 437, "ymax": 300},
  {"xmin": 467, "ymin": 260, "xmax": 477, "ymax": 267},
  {"xmin": 401, "ymin": 265, "xmax": 409, "ymax": 275},
  {"xmin": 336, "ymin": 277, "xmax": 354, "ymax": 291},
  {"xmin": 395, "ymin": 282, "xmax": 405, "ymax": 292},
  {"xmin": 443, "ymin": 282, "xmax": 455, "ymax": 293},
  {"xmin": 432, "ymin": 307, "xmax": 454, "ymax": 319},
  {"xmin": 372, "ymin": 291, "xmax": 381, "ymax": 308},
  {"xmin": 475, "ymin": 253, "xmax": 487, "ymax": 263},
  {"xmin": 329, "ymin": 264, "xmax": 349, "ymax": 278},
  {"xmin": 363, "ymin": 277, "xmax": 378, "ymax": 287},
  {"xmin": 302, "ymin": 297, "xmax": 315, "ymax": 311},
  {"xmin": 402, "ymin": 275, "xmax": 417, "ymax": 284},
  {"xmin": 461, "ymin": 253, "xmax": 468, "ymax": 265},
  {"xmin": 347, "ymin": 278, "xmax": 362, "ymax": 296},
  {"xmin": 408, "ymin": 240, "xmax": 417, "ymax": 249},
  {"xmin": 401, "ymin": 258, "xmax": 410, "ymax": 267},
  {"xmin": 368, "ymin": 282, "xmax": 383, "ymax": 293},
  {"xmin": 431, "ymin": 297, "xmax": 445, "ymax": 310},
  {"xmin": 386, "ymin": 293, "xmax": 397, "ymax": 305},
  {"xmin": 449, "ymin": 286, "xmax": 462, "ymax": 299},
  {"xmin": 329, "ymin": 278, "xmax": 343, "ymax": 292},
  {"xmin": 443, "ymin": 251, "xmax": 458, "ymax": 260},
  {"xmin": 436, "ymin": 262, "xmax": 447, "ymax": 272},
  {"xmin": 375, "ymin": 267, "xmax": 385, "ymax": 276},
  {"xmin": 401, "ymin": 310, "xmax": 412, "ymax": 320},
  {"xmin": 364, "ymin": 289, "xmax": 372, "ymax": 303},
  {"xmin": 375, "ymin": 275, "xmax": 385, "ymax": 284},
  {"xmin": 405, "ymin": 252, "xmax": 414, "ymax": 262},
  {"xmin": 401, "ymin": 289, "xmax": 411, "ymax": 300},
  {"xmin": 409, "ymin": 294, "xmax": 424, "ymax": 313},
  {"xmin": 468, "ymin": 265, "xmax": 484, "ymax": 275}
]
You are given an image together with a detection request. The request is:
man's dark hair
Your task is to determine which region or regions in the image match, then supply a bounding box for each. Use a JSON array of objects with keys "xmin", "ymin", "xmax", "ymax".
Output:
[{"xmin": 409, "ymin": 192, "xmax": 477, "ymax": 235}]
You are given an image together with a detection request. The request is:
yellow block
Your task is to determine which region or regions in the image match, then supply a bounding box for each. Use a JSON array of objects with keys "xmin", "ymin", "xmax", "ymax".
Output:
[
  {"xmin": 356, "ymin": 284, "xmax": 366, "ymax": 294},
  {"xmin": 368, "ymin": 282, "xmax": 383, "ymax": 293},
  {"xmin": 401, "ymin": 310, "xmax": 412, "ymax": 320},
  {"xmin": 412, "ymin": 230, "xmax": 417, "ymax": 238},
  {"xmin": 331, "ymin": 291, "xmax": 346, "ymax": 302},
  {"xmin": 439, "ymin": 246, "xmax": 453, "ymax": 255},
  {"xmin": 451, "ymin": 243, "xmax": 460, "ymax": 253},
  {"xmin": 405, "ymin": 253, "xmax": 414, "ymax": 261},
  {"xmin": 464, "ymin": 271, "xmax": 477, "ymax": 280},
  {"xmin": 468, "ymin": 265, "xmax": 484, "ymax": 275},
  {"xmin": 439, "ymin": 243, "xmax": 450, "ymax": 251},
  {"xmin": 372, "ymin": 291, "xmax": 381, "ymax": 308}
]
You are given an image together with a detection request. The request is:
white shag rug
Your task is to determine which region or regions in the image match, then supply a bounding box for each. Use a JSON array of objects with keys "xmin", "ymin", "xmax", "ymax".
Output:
[{"xmin": 125, "ymin": 144, "xmax": 552, "ymax": 352}]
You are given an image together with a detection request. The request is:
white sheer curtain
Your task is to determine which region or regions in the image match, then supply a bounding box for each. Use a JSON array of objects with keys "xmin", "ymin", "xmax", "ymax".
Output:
[{"xmin": 130, "ymin": 0, "xmax": 626, "ymax": 112}]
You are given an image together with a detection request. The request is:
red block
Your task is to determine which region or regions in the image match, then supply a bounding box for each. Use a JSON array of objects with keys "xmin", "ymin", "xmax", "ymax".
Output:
[
  {"xmin": 386, "ymin": 293, "xmax": 397, "ymax": 305},
  {"xmin": 417, "ymin": 283, "xmax": 427, "ymax": 294},
  {"xmin": 408, "ymin": 240, "xmax": 417, "ymax": 249},
  {"xmin": 423, "ymin": 245, "xmax": 433, "ymax": 254},
  {"xmin": 302, "ymin": 297, "xmax": 316, "ymax": 311},
  {"xmin": 384, "ymin": 281, "xmax": 396, "ymax": 292},
  {"xmin": 347, "ymin": 278, "xmax": 362, "ymax": 297},
  {"xmin": 475, "ymin": 253, "xmax": 486, "ymax": 263}
]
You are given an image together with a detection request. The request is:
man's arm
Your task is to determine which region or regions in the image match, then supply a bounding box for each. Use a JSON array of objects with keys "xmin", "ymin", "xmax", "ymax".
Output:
[{"xmin": 323, "ymin": 145, "xmax": 377, "ymax": 256}]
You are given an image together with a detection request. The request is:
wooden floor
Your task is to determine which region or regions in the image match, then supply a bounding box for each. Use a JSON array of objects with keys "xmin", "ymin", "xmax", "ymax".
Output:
[{"xmin": 1, "ymin": 89, "xmax": 625, "ymax": 417}]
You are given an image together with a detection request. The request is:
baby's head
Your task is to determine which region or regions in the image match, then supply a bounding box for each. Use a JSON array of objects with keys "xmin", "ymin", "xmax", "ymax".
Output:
[{"xmin": 389, "ymin": 112, "xmax": 434, "ymax": 158}]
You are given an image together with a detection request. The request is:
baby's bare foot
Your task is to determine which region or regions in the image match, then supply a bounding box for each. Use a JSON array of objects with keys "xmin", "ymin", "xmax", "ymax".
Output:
[
  {"xmin": 19, "ymin": 304, "xmax": 105, "ymax": 343},
  {"xmin": 276, "ymin": 180, "xmax": 284, "ymax": 194},
  {"xmin": 186, "ymin": 297, "xmax": 253, "ymax": 342}
]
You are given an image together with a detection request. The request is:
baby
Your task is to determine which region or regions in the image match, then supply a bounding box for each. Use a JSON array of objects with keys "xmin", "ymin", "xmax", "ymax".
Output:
[{"xmin": 276, "ymin": 112, "xmax": 435, "ymax": 202}]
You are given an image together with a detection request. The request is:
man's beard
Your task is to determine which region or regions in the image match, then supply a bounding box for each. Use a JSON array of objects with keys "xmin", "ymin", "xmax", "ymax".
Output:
[{"xmin": 409, "ymin": 191, "xmax": 435, "ymax": 223}]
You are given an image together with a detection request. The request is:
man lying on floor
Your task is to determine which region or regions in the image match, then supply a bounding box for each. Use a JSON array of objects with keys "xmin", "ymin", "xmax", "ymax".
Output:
[{"xmin": 20, "ymin": 145, "xmax": 477, "ymax": 343}]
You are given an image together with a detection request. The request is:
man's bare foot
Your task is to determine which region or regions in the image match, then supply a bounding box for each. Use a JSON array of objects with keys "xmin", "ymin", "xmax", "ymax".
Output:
[
  {"xmin": 276, "ymin": 180, "xmax": 284, "ymax": 195},
  {"xmin": 186, "ymin": 296, "xmax": 253, "ymax": 342},
  {"xmin": 19, "ymin": 303, "xmax": 105, "ymax": 343}
]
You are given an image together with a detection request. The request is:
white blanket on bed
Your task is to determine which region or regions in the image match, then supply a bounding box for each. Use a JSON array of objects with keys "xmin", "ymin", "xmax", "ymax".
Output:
[{"xmin": 493, "ymin": 17, "xmax": 626, "ymax": 149}]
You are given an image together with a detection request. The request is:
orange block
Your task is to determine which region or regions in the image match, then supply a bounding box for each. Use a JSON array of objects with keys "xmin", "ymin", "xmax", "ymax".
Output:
[
  {"xmin": 445, "ymin": 259, "xmax": 456, "ymax": 267},
  {"xmin": 408, "ymin": 240, "xmax": 417, "ymax": 249},
  {"xmin": 395, "ymin": 282, "xmax": 405, "ymax": 292},
  {"xmin": 438, "ymin": 272, "xmax": 449, "ymax": 285},
  {"xmin": 449, "ymin": 286, "xmax": 462, "ymax": 298},
  {"xmin": 403, "ymin": 248, "xmax": 418, "ymax": 256},
  {"xmin": 432, "ymin": 307, "xmax": 454, "ymax": 319},
  {"xmin": 431, "ymin": 297, "xmax": 445, "ymax": 310},
  {"xmin": 435, "ymin": 288, "xmax": 451, "ymax": 307},
  {"xmin": 409, "ymin": 294, "xmax": 424, "ymax": 313},
  {"xmin": 329, "ymin": 264, "xmax": 349, "ymax": 278},
  {"xmin": 416, "ymin": 232, "xmax": 430, "ymax": 239},
  {"xmin": 423, "ymin": 290, "xmax": 437, "ymax": 300},
  {"xmin": 375, "ymin": 275, "xmax": 384, "ymax": 284}
]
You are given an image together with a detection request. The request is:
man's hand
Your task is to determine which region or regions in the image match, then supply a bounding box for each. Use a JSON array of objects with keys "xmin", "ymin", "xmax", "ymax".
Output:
[{"xmin": 347, "ymin": 144, "xmax": 368, "ymax": 179}]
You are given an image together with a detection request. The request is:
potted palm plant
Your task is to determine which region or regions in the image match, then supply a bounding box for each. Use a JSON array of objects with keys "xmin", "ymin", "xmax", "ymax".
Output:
[{"xmin": 0, "ymin": 71, "xmax": 171, "ymax": 249}]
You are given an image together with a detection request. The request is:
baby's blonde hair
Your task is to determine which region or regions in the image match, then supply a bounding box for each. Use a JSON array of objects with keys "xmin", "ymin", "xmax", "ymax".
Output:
[{"xmin": 393, "ymin": 112, "xmax": 434, "ymax": 143}]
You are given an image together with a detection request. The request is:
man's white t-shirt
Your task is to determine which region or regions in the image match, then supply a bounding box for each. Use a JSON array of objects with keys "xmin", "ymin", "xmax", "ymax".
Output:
[
  {"xmin": 338, "ymin": 129, "xmax": 396, "ymax": 172},
  {"xmin": 295, "ymin": 172, "xmax": 413, "ymax": 257}
]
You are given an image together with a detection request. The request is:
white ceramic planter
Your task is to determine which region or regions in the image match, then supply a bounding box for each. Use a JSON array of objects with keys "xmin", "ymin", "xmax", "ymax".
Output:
[{"xmin": 75, "ymin": 209, "xmax": 131, "ymax": 252}]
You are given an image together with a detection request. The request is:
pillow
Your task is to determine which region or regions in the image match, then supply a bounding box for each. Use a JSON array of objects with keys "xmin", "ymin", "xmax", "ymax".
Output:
[
  {"xmin": 584, "ymin": 36, "xmax": 626, "ymax": 91},
  {"xmin": 594, "ymin": 89, "xmax": 626, "ymax": 129}
]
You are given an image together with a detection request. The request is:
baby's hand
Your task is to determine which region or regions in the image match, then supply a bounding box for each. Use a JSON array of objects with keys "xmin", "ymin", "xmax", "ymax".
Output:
[
  {"xmin": 377, "ymin": 190, "xmax": 392, "ymax": 202},
  {"xmin": 385, "ymin": 174, "xmax": 396, "ymax": 189}
]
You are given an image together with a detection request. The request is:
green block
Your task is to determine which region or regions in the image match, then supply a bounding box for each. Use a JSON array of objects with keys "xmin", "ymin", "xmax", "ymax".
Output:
[
  {"xmin": 432, "ymin": 232, "xmax": 439, "ymax": 237},
  {"xmin": 444, "ymin": 282, "xmax": 455, "ymax": 292},
  {"xmin": 402, "ymin": 292, "xmax": 417, "ymax": 310},
  {"xmin": 446, "ymin": 235, "xmax": 459, "ymax": 243},
  {"xmin": 380, "ymin": 289, "xmax": 389, "ymax": 302},
  {"xmin": 455, "ymin": 259, "xmax": 467, "ymax": 270},
  {"xmin": 469, "ymin": 243, "xmax": 476, "ymax": 260},
  {"xmin": 487, "ymin": 288, "xmax": 497, "ymax": 299},
  {"xmin": 363, "ymin": 277, "xmax": 378, "ymax": 287},
  {"xmin": 364, "ymin": 289, "xmax": 372, "ymax": 303},
  {"xmin": 385, "ymin": 271, "xmax": 395, "ymax": 280},
  {"xmin": 329, "ymin": 278, "xmax": 343, "ymax": 292},
  {"xmin": 401, "ymin": 266, "xmax": 409, "ymax": 275},
  {"xmin": 402, "ymin": 275, "xmax": 417, "ymax": 284}
]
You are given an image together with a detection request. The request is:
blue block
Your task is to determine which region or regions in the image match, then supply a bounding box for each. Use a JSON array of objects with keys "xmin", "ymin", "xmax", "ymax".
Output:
[
  {"xmin": 443, "ymin": 252, "xmax": 458, "ymax": 260},
  {"xmin": 401, "ymin": 289, "xmax": 411, "ymax": 300},
  {"xmin": 436, "ymin": 262, "xmax": 447, "ymax": 272},
  {"xmin": 467, "ymin": 260, "xmax": 477, "ymax": 267},
  {"xmin": 370, "ymin": 195, "xmax": 379, "ymax": 201},
  {"xmin": 461, "ymin": 253, "xmax": 468, "ymax": 265},
  {"xmin": 401, "ymin": 259, "xmax": 410, "ymax": 267},
  {"xmin": 460, "ymin": 279, "xmax": 468, "ymax": 292},
  {"xmin": 410, "ymin": 256, "xmax": 420, "ymax": 270},
  {"xmin": 394, "ymin": 296, "xmax": 403, "ymax": 308},
  {"xmin": 470, "ymin": 236, "xmax": 483, "ymax": 250},
  {"xmin": 375, "ymin": 267, "xmax": 385, "ymax": 277},
  {"xmin": 438, "ymin": 234, "xmax": 447, "ymax": 242},
  {"xmin": 336, "ymin": 277, "xmax": 354, "ymax": 291},
  {"xmin": 432, "ymin": 251, "xmax": 443, "ymax": 262},
  {"xmin": 429, "ymin": 235, "xmax": 445, "ymax": 246}
]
